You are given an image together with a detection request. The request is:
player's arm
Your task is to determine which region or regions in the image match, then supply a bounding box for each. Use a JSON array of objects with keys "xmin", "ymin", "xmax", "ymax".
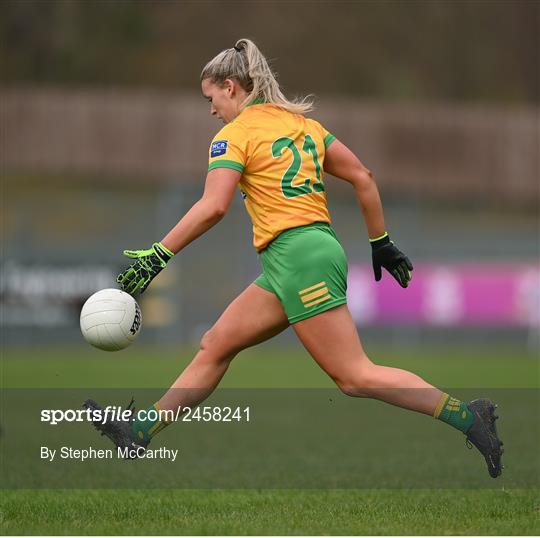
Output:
[
  {"xmin": 324, "ymin": 140, "xmax": 384, "ymax": 238},
  {"xmin": 324, "ymin": 139, "xmax": 413, "ymax": 288},
  {"xmin": 117, "ymin": 168, "xmax": 241, "ymax": 295},
  {"xmin": 160, "ymin": 168, "xmax": 241, "ymax": 253}
]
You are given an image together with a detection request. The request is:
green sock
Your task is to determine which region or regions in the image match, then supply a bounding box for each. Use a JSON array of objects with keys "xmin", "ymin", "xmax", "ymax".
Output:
[
  {"xmin": 131, "ymin": 403, "xmax": 171, "ymax": 443},
  {"xmin": 434, "ymin": 393, "xmax": 474, "ymax": 433}
]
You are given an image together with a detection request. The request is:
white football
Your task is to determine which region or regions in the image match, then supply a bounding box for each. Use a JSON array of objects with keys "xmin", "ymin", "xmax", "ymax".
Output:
[{"xmin": 80, "ymin": 289, "xmax": 142, "ymax": 351}]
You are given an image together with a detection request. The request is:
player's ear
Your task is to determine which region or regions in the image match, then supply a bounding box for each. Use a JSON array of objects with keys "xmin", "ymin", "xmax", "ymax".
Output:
[{"xmin": 223, "ymin": 79, "xmax": 235, "ymax": 96}]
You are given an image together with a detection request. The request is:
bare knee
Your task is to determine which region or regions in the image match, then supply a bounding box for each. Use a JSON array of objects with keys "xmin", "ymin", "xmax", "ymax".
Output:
[
  {"xmin": 336, "ymin": 384, "xmax": 363, "ymax": 398},
  {"xmin": 199, "ymin": 327, "xmax": 238, "ymax": 364},
  {"xmin": 337, "ymin": 382, "xmax": 372, "ymax": 398},
  {"xmin": 334, "ymin": 362, "xmax": 381, "ymax": 398}
]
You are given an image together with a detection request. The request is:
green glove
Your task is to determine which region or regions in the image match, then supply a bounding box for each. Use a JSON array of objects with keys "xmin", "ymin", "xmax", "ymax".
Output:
[{"xmin": 116, "ymin": 242, "xmax": 174, "ymax": 295}]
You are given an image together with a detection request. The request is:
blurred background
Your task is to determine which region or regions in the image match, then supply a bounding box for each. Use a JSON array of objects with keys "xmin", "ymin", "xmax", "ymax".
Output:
[{"xmin": 1, "ymin": 0, "xmax": 539, "ymax": 356}]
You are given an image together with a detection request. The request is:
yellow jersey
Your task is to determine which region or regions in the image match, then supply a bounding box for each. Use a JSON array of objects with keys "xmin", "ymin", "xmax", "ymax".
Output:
[{"xmin": 208, "ymin": 103, "xmax": 336, "ymax": 251}]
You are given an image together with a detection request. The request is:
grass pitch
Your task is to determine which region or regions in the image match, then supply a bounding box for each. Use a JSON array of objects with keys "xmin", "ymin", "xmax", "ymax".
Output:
[
  {"xmin": 2, "ymin": 489, "xmax": 538, "ymax": 535},
  {"xmin": 1, "ymin": 344, "xmax": 539, "ymax": 535}
]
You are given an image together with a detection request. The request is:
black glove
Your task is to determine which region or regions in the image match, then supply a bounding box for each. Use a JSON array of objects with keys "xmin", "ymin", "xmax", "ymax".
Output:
[
  {"xmin": 370, "ymin": 233, "xmax": 413, "ymax": 288},
  {"xmin": 116, "ymin": 242, "xmax": 174, "ymax": 295}
]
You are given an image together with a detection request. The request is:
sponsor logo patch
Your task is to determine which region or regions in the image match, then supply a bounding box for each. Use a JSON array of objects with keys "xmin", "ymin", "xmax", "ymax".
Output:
[{"xmin": 211, "ymin": 140, "xmax": 228, "ymax": 157}]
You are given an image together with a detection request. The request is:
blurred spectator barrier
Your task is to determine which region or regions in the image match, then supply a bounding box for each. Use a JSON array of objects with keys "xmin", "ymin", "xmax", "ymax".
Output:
[
  {"xmin": 2, "ymin": 89, "xmax": 538, "ymax": 209},
  {"xmin": 2, "ymin": 261, "xmax": 537, "ymax": 330}
]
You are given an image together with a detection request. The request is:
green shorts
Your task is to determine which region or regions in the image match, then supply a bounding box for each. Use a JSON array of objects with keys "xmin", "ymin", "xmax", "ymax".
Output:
[{"xmin": 254, "ymin": 222, "xmax": 348, "ymax": 324}]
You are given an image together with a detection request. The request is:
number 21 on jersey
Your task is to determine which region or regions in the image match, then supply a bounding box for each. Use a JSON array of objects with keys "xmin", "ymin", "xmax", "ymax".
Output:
[{"xmin": 271, "ymin": 134, "xmax": 325, "ymax": 199}]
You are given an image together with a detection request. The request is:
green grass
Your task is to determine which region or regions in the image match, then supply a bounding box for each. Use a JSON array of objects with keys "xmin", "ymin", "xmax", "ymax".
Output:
[
  {"xmin": 1, "ymin": 489, "xmax": 539, "ymax": 535},
  {"xmin": 1, "ymin": 344, "xmax": 538, "ymax": 534},
  {"xmin": 2, "ymin": 344, "xmax": 538, "ymax": 389}
]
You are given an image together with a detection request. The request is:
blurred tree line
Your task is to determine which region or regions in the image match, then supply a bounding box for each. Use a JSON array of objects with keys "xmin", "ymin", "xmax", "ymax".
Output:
[{"xmin": 1, "ymin": 0, "xmax": 538, "ymax": 103}]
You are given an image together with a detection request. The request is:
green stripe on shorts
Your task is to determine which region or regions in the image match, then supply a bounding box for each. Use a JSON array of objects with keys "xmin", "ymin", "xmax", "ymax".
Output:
[{"xmin": 254, "ymin": 222, "xmax": 348, "ymax": 323}]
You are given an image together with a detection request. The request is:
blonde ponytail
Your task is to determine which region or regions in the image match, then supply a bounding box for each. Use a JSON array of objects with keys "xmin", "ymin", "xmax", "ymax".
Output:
[{"xmin": 200, "ymin": 38, "xmax": 314, "ymax": 114}]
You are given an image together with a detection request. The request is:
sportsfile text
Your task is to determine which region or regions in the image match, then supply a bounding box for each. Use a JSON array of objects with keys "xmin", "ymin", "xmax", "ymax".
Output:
[
  {"xmin": 41, "ymin": 405, "xmax": 251, "ymax": 425},
  {"xmin": 42, "ymin": 406, "xmax": 147, "ymax": 425}
]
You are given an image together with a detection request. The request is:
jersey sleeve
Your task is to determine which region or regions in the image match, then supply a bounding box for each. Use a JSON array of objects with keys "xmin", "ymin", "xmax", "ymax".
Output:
[
  {"xmin": 323, "ymin": 130, "xmax": 337, "ymax": 148},
  {"xmin": 207, "ymin": 123, "xmax": 248, "ymax": 173},
  {"xmin": 307, "ymin": 118, "xmax": 336, "ymax": 149}
]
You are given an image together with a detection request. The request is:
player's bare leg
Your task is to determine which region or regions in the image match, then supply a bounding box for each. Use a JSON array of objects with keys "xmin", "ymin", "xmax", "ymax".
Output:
[
  {"xmin": 293, "ymin": 304, "xmax": 442, "ymax": 414},
  {"xmin": 293, "ymin": 304, "xmax": 503, "ymax": 477},
  {"xmin": 158, "ymin": 283, "xmax": 289, "ymax": 411},
  {"xmin": 85, "ymin": 283, "xmax": 289, "ymax": 454}
]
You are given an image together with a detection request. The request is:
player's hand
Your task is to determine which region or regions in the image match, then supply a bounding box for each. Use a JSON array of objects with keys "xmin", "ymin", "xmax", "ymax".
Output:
[
  {"xmin": 370, "ymin": 232, "xmax": 413, "ymax": 288},
  {"xmin": 116, "ymin": 242, "xmax": 174, "ymax": 295}
]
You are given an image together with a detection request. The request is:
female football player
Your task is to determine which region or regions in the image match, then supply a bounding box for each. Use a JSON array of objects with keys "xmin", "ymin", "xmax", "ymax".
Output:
[{"xmin": 85, "ymin": 39, "xmax": 502, "ymax": 477}]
